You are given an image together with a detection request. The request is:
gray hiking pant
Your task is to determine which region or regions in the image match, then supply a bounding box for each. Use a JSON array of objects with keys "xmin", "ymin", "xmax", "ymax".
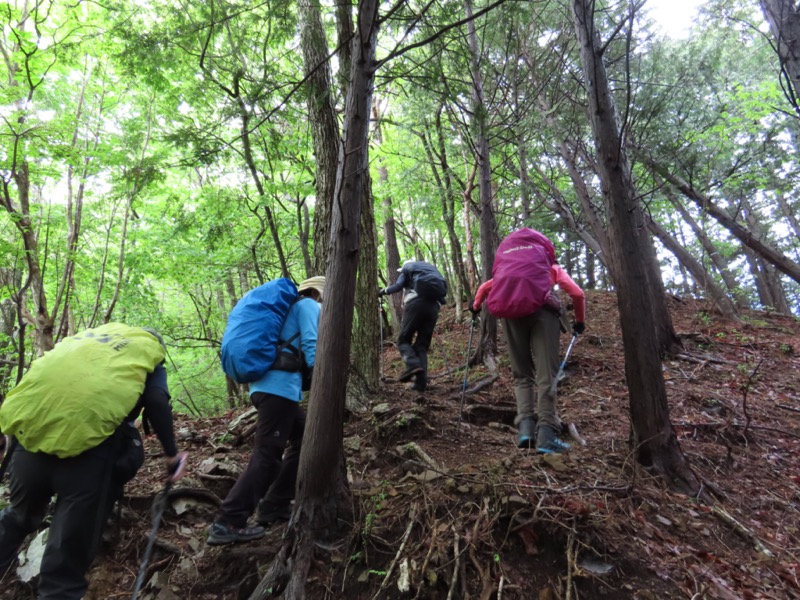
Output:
[{"xmin": 502, "ymin": 308, "xmax": 562, "ymax": 431}]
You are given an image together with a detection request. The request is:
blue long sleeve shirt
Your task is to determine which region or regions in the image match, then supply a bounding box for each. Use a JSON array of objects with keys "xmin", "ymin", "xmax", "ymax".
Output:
[{"xmin": 249, "ymin": 297, "xmax": 320, "ymax": 402}]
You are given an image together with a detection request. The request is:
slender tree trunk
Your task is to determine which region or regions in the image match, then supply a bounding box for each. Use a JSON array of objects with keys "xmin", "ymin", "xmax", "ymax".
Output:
[
  {"xmin": 373, "ymin": 103, "xmax": 403, "ymax": 327},
  {"xmin": 662, "ymin": 184, "xmax": 745, "ymax": 306},
  {"xmin": 572, "ymin": 0, "xmax": 700, "ymax": 494},
  {"xmin": 352, "ymin": 173, "xmax": 380, "ymax": 398},
  {"xmin": 647, "ymin": 216, "xmax": 740, "ymax": 318},
  {"xmin": 647, "ymin": 161, "xmax": 800, "ymax": 285},
  {"xmin": 759, "ymin": 0, "xmax": 800, "ymax": 114},
  {"xmin": 432, "ymin": 108, "xmax": 472, "ymax": 299},
  {"xmin": 741, "ymin": 198, "xmax": 791, "ymax": 314},
  {"xmin": 466, "ymin": 0, "xmax": 498, "ymax": 366},
  {"xmin": 250, "ymin": 0, "xmax": 379, "ymax": 596},
  {"xmin": 776, "ymin": 193, "xmax": 800, "ymax": 242}
]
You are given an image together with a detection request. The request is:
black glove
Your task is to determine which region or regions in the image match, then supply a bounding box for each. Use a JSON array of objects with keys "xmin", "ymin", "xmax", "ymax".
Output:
[
  {"xmin": 378, "ymin": 288, "xmax": 386, "ymax": 298},
  {"xmin": 468, "ymin": 299, "xmax": 480, "ymax": 316},
  {"xmin": 572, "ymin": 322, "xmax": 585, "ymax": 335}
]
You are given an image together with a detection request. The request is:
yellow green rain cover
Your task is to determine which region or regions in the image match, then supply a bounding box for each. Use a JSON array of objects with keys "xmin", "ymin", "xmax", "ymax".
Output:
[{"xmin": 0, "ymin": 323, "xmax": 165, "ymax": 458}]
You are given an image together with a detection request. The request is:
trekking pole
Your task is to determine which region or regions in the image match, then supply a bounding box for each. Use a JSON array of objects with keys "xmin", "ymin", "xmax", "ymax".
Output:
[
  {"xmin": 549, "ymin": 332, "xmax": 578, "ymax": 398},
  {"xmin": 0, "ymin": 436, "xmax": 16, "ymax": 484},
  {"xmin": 458, "ymin": 316, "xmax": 478, "ymax": 423},
  {"xmin": 378, "ymin": 298, "xmax": 385, "ymax": 382},
  {"xmin": 131, "ymin": 454, "xmax": 186, "ymax": 600}
]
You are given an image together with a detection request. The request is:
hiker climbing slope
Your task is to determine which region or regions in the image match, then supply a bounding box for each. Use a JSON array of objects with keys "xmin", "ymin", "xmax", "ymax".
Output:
[
  {"xmin": 471, "ymin": 228, "xmax": 586, "ymax": 453},
  {"xmin": 208, "ymin": 276, "xmax": 325, "ymax": 545},
  {"xmin": 379, "ymin": 260, "xmax": 447, "ymax": 392},
  {"xmin": 0, "ymin": 324, "xmax": 187, "ymax": 600}
]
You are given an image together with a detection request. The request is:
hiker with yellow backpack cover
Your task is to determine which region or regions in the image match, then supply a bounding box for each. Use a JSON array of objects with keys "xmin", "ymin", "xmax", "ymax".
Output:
[{"xmin": 0, "ymin": 324, "xmax": 187, "ymax": 600}]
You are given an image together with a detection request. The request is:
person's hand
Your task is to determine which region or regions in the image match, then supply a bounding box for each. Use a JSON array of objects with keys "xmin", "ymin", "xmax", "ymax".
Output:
[
  {"xmin": 468, "ymin": 299, "xmax": 480, "ymax": 316},
  {"xmin": 165, "ymin": 451, "xmax": 188, "ymax": 483},
  {"xmin": 0, "ymin": 435, "xmax": 7, "ymax": 464},
  {"xmin": 378, "ymin": 288, "xmax": 386, "ymax": 298},
  {"xmin": 572, "ymin": 322, "xmax": 585, "ymax": 335}
]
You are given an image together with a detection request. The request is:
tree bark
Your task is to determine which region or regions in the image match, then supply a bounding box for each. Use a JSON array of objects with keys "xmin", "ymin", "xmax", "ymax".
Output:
[
  {"xmin": 646, "ymin": 160, "xmax": 800, "ymax": 285},
  {"xmin": 466, "ymin": 0, "xmax": 499, "ymax": 365},
  {"xmin": 759, "ymin": 0, "xmax": 800, "ymax": 114},
  {"xmin": 298, "ymin": 0, "xmax": 340, "ymax": 274},
  {"xmin": 661, "ymin": 183, "xmax": 746, "ymax": 307},
  {"xmin": 250, "ymin": 0, "xmax": 379, "ymax": 596},
  {"xmin": 647, "ymin": 216, "xmax": 740, "ymax": 319},
  {"xmin": 571, "ymin": 0, "xmax": 700, "ymax": 494}
]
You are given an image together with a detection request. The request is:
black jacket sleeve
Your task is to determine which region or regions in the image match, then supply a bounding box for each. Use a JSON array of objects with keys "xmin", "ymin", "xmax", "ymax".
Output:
[{"xmin": 139, "ymin": 365, "xmax": 178, "ymax": 457}]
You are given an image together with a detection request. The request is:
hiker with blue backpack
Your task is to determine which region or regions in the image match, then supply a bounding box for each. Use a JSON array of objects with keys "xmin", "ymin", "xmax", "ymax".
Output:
[
  {"xmin": 0, "ymin": 325, "xmax": 187, "ymax": 600},
  {"xmin": 379, "ymin": 260, "xmax": 448, "ymax": 393},
  {"xmin": 209, "ymin": 276, "xmax": 325, "ymax": 545},
  {"xmin": 470, "ymin": 228, "xmax": 586, "ymax": 454}
]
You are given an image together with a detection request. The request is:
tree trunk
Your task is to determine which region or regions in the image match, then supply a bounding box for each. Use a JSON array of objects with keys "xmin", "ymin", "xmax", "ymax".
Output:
[
  {"xmin": 432, "ymin": 108, "xmax": 472, "ymax": 300},
  {"xmin": 647, "ymin": 161, "xmax": 800, "ymax": 285},
  {"xmin": 662, "ymin": 184, "xmax": 746, "ymax": 307},
  {"xmin": 373, "ymin": 102, "xmax": 403, "ymax": 327},
  {"xmin": 759, "ymin": 0, "xmax": 800, "ymax": 113},
  {"xmin": 571, "ymin": 0, "xmax": 700, "ymax": 494},
  {"xmin": 352, "ymin": 172, "xmax": 380, "ymax": 399},
  {"xmin": 466, "ymin": 0, "xmax": 499, "ymax": 366},
  {"xmin": 249, "ymin": 0, "xmax": 379, "ymax": 596},
  {"xmin": 741, "ymin": 198, "xmax": 792, "ymax": 314},
  {"xmin": 647, "ymin": 216, "xmax": 740, "ymax": 319},
  {"xmin": 299, "ymin": 0, "xmax": 340, "ymax": 274}
]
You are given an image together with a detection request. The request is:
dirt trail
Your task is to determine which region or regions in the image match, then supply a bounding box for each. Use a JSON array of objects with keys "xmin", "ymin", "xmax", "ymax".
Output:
[{"xmin": 2, "ymin": 290, "xmax": 799, "ymax": 599}]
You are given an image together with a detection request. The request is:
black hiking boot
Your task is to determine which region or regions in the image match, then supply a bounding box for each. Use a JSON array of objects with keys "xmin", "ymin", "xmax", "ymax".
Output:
[
  {"xmin": 255, "ymin": 501, "xmax": 292, "ymax": 526},
  {"xmin": 399, "ymin": 365, "xmax": 423, "ymax": 382},
  {"xmin": 207, "ymin": 521, "xmax": 265, "ymax": 545}
]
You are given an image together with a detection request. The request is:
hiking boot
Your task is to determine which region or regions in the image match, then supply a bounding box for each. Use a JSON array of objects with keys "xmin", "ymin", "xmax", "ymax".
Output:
[
  {"xmin": 536, "ymin": 425, "xmax": 571, "ymax": 454},
  {"xmin": 255, "ymin": 501, "xmax": 292, "ymax": 526},
  {"xmin": 207, "ymin": 521, "xmax": 265, "ymax": 545},
  {"xmin": 398, "ymin": 365, "xmax": 423, "ymax": 382},
  {"xmin": 412, "ymin": 372, "xmax": 427, "ymax": 392},
  {"xmin": 516, "ymin": 417, "xmax": 536, "ymax": 448}
]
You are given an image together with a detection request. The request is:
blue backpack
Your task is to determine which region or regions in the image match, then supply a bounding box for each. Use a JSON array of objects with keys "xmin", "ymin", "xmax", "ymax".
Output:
[{"xmin": 221, "ymin": 278, "xmax": 298, "ymax": 383}]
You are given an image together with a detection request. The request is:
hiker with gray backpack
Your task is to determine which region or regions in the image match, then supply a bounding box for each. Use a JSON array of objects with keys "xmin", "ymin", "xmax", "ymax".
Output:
[
  {"xmin": 379, "ymin": 260, "xmax": 447, "ymax": 393},
  {"xmin": 208, "ymin": 276, "xmax": 325, "ymax": 545},
  {"xmin": 470, "ymin": 228, "xmax": 586, "ymax": 454}
]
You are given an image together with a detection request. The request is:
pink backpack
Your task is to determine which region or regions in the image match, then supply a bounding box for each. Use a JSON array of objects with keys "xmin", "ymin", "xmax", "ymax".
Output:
[{"xmin": 486, "ymin": 228, "xmax": 556, "ymax": 319}]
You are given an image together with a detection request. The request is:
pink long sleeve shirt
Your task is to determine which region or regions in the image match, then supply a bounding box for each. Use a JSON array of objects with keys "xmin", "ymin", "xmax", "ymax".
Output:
[{"xmin": 473, "ymin": 265, "xmax": 586, "ymax": 323}]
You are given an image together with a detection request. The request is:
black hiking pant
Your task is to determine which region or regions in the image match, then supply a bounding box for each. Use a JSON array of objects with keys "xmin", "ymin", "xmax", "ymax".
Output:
[
  {"xmin": 0, "ymin": 438, "xmax": 116, "ymax": 600},
  {"xmin": 216, "ymin": 392, "xmax": 305, "ymax": 528},
  {"xmin": 397, "ymin": 299, "xmax": 440, "ymax": 387}
]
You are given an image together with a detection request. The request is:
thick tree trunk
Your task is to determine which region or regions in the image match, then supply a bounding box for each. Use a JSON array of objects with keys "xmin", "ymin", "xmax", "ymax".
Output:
[
  {"xmin": 250, "ymin": 1, "xmax": 379, "ymax": 596},
  {"xmin": 299, "ymin": 0, "xmax": 340, "ymax": 274},
  {"xmin": 572, "ymin": 0, "xmax": 700, "ymax": 494}
]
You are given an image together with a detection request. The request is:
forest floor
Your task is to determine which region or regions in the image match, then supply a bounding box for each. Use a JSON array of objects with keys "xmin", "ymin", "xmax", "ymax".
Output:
[{"xmin": 1, "ymin": 290, "xmax": 799, "ymax": 600}]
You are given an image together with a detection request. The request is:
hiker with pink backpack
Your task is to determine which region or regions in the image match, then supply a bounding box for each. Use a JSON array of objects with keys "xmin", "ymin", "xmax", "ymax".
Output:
[{"xmin": 470, "ymin": 228, "xmax": 586, "ymax": 453}]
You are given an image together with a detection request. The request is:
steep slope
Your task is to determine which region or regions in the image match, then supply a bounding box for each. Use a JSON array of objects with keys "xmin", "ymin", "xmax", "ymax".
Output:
[{"xmin": 1, "ymin": 291, "xmax": 798, "ymax": 599}]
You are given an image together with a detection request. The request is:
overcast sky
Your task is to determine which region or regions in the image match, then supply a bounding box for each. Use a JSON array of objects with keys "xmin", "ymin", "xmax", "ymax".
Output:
[{"xmin": 646, "ymin": 0, "xmax": 705, "ymax": 38}]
